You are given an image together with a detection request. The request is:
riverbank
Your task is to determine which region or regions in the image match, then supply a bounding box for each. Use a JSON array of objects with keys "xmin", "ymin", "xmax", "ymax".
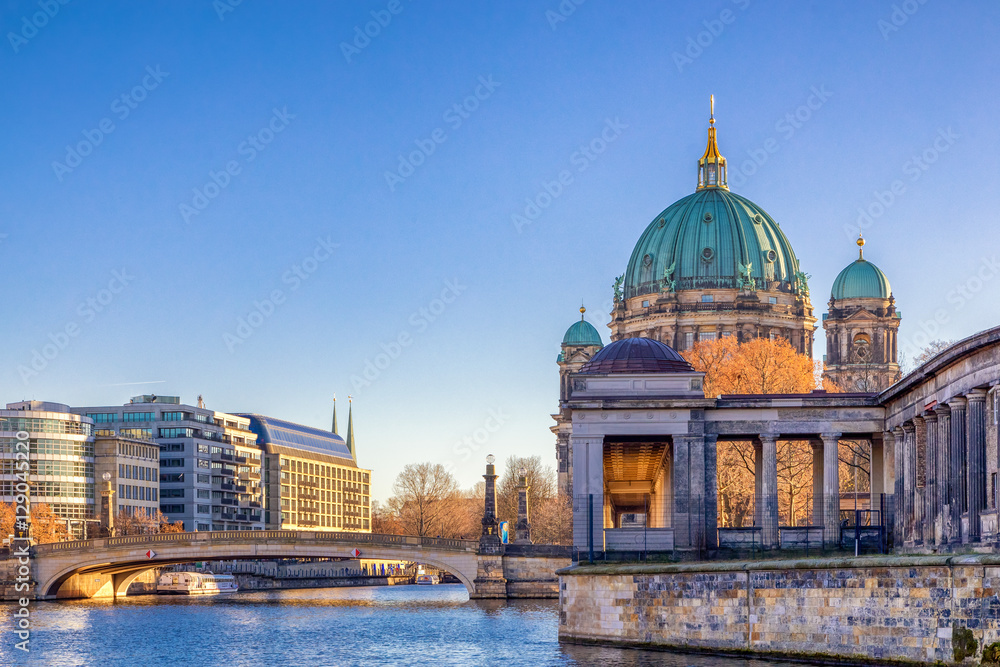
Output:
[{"xmin": 558, "ymin": 554, "xmax": 1000, "ymax": 665}]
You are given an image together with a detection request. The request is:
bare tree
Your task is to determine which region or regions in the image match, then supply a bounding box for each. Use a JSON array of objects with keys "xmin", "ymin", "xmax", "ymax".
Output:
[{"xmin": 387, "ymin": 463, "xmax": 459, "ymax": 537}]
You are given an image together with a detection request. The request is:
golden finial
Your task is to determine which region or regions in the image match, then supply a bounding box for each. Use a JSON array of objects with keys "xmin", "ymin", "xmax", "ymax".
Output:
[
  {"xmin": 697, "ymin": 95, "xmax": 728, "ymax": 190},
  {"xmin": 857, "ymin": 233, "xmax": 865, "ymax": 260},
  {"xmin": 710, "ymin": 94, "xmax": 715, "ymax": 126},
  {"xmin": 579, "ymin": 304, "xmax": 586, "ymax": 320}
]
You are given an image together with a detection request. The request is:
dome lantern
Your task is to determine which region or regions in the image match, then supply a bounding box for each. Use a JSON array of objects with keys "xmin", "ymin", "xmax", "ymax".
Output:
[{"xmin": 697, "ymin": 95, "xmax": 728, "ymax": 191}]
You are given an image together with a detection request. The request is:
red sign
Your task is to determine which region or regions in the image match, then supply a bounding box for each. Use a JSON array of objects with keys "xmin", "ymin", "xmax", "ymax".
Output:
[
  {"xmin": 145, "ymin": 549, "xmax": 156, "ymax": 559},
  {"xmin": 351, "ymin": 548, "xmax": 361, "ymax": 558}
]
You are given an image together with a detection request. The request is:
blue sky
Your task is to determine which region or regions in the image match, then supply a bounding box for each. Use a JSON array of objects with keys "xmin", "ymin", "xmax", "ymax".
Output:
[{"xmin": 2, "ymin": 1, "xmax": 998, "ymax": 501}]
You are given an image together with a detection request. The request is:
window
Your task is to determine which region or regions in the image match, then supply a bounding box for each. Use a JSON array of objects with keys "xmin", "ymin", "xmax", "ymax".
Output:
[
  {"xmin": 121, "ymin": 428, "xmax": 152, "ymax": 439},
  {"xmin": 197, "ymin": 474, "xmax": 210, "ymax": 484},
  {"xmin": 641, "ymin": 300, "xmax": 649, "ymax": 307},
  {"xmin": 161, "ymin": 488, "xmax": 185, "ymax": 498},
  {"xmin": 684, "ymin": 332, "xmax": 694, "ymax": 349},
  {"xmin": 160, "ymin": 428, "xmax": 193, "ymax": 438},
  {"xmin": 160, "ymin": 473, "xmax": 184, "ymax": 483},
  {"xmin": 701, "ymin": 295, "xmax": 713, "ymax": 303},
  {"xmin": 162, "ymin": 411, "xmax": 185, "ymax": 421},
  {"xmin": 197, "ymin": 444, "xmax": 209, "ymax": 454},
  {"xmin": 197, "ymin": 489, "xmax": 211, "ymax": 499},
  {"xmin": 700, "ymin": 332, "xmax": 716, "ymax": 342},
  {"xmin": 197, "ymin": 504, "xmax": 211, "ymax": 514},
  {"xmin": 123, "ymin": 412, "xmax": 155, "ymax": 422},
  {"xmin": 769, "ymin": 296, "xmax": 778, "ymax": 304},
  {"xmin": 87, "ymin": 413, "xmax": 118, "ymax": 423},
  {"xmin": 160, "ymin": 504, "xmax": 184, "ymax": 514},
  {"xmin": 197, "ymin": 459, "xmax": 211, "ymax": 469},
  {"xmin": 161, "ymin": 458, "xmax": 185, "ymax": 468}
]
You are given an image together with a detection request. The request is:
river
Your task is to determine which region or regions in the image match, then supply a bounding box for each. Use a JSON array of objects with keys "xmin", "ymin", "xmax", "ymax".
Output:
[{"xmin": 1, "ymin": 585, "xmax": 815, "ymax": 666}]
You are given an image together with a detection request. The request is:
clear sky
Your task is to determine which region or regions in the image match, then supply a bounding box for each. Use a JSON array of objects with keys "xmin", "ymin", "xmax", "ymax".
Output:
[{"xmin": 2, "ymin": 1, "xmax": 998, "ymax": 502}]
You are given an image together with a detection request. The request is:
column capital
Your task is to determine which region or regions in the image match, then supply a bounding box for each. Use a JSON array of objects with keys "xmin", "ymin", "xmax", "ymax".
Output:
[
  {"xmin": 947, "ymin": 396, "xmax": 968, "ymax": 410},
  {"xmin": 901, "ymin": 421, "xmax": 916, "ymax": 434},
  {"xmin": 967, "ymin": 388, "xmax": 988, "ymax": 403},
  {"xmin": 703, "ymin": 434, "xmax": 719, "ymax": 445},
  {"xmin": 923, "ymin": 411, "xmax": 938, "ymax": 423},
  {"xmin": 883, "ymin": 430, "xmax": 896, "ymax": 443},
  {"xmin": 934, "ymin": 403, "xmax": 951, "ymax": 417},
  {"xmin": 893, "ymin": 426, "xmax": 905, "ymax": 437},
  {"xmin": 820, "ymin": 432, "xmax": 841, "ymax": 443},
  {"xmin": 757, "ymin": 433, "xmax": 777, "ymax": 445},
  {"xmin": 912, "ymin": 415, "xmax": 925, "ymax": 427}
]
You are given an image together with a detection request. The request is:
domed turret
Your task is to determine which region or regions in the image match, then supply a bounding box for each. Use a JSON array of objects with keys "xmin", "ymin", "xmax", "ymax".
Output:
[
  {"xmin": 822, "ymin": 235, "xmax": 901, "ymax": 392},
  {"xmin": 562, "ymin": 306, "xmax": 603, "ymax": 347},
  {"xmin": 578, "ymin": 337, "xmax": 694, "ymax": 374},
  {"xmin": 830, "ymin": 236, "xmax": 892, "ymax": 299}
]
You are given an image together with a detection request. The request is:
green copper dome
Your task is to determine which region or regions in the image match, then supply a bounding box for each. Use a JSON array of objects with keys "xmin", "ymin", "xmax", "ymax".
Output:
[
  {"xmin": 562, "ymin": 308, "xmax": 603, "ymax": 347},
  {"xmin": 624, "ymin": 188, "xmax": 803, "ymax": 298},
  {"xmin": 831, "ymin": 257, "xmax": 891, "ymax": 300}
]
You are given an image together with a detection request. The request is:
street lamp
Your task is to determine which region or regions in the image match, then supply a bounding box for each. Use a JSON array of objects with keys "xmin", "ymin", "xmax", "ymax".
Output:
[{"xmin": 101, "ymin": 472, "xmax": 115, "ymax": 536}]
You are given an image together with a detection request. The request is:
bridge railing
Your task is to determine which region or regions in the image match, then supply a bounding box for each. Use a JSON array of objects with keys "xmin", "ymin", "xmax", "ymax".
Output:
[{"xmin": 29, "ymin": 530, "xmax": 478, "ymax": 555}]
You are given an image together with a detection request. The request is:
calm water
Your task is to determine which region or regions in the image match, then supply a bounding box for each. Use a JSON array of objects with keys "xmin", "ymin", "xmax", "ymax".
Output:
[{"xmin": 1, "ymin": 585, "xmax": 814, "ymax": 666}]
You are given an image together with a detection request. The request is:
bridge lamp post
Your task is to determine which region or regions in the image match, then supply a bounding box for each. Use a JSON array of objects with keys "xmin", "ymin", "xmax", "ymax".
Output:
[
  {"xmin": 101, "ymin": 472, "xmax": 116, "ymax": 537},
  {"xmin": 514, "ymin": 466, "xmax": 532, "ymax": 544}
]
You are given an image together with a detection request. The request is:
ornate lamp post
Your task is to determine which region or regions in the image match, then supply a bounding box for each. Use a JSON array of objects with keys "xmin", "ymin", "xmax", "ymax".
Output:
[
  {"xmin": 101, "ymin": 472, "xmax": 115, "ymax": 537},
  {"xmin": 514, "ymin": 465, "xmax": 532, "ymax": 544},
  {"xmin": 479, "ymin": 455, "xmax": 501, "ymax": 554}
]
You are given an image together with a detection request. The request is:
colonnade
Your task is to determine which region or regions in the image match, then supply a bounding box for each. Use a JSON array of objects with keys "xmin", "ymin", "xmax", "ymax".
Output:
[{"xmin": 890, "ymin": 389, "xmax": 990, "ymax": 546}]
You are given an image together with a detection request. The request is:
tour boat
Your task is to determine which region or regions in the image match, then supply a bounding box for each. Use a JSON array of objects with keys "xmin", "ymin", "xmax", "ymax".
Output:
[
  {"xmin": 157, "ymin": 571, "xmax": 239, "ymax": 595},
  {"xmin": 415, "ymin": 573, "xmax": 440, "ymax": 585}
]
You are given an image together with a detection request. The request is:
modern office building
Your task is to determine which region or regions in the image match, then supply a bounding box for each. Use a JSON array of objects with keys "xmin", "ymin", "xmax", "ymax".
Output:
[
  {"xmin": 72, "ymin": 396, "xmax": 264, "ymax": 532},
  {"xmin": 1, "ymin": 401, "xmax": 95, "ymax": 535},
  {"xmin": 94, "ymin": 434, "xmax": 160, "ymax": 518},
  {"xmin": 241, "ymin": 403, "xmax": 371, "ymax": 532}
]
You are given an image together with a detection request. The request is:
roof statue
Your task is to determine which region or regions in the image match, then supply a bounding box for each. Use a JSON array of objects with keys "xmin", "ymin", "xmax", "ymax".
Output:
[
  {"xmin": 613, "ymin": 274, "xmax": 624, "ymax": 302},
  {"xmin": 661, "ymin": 261, "xmax": 676, "ymax": 293},
  {"xmin": 794, "ymin": 270, "xmax": 811, "ymax": 297},
  {"xmin": 737, "ymin": 261, "xmax": 755, "ymax": 291}
]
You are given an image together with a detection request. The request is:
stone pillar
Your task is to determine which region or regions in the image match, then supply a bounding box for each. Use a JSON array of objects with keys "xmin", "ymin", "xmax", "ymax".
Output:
[
  {"xmin": 948, "ymin": 397, "xmax": 967, "ymax": 545},
  {"xmin": 479, "ymin": 457, "xmax": 502, "ymax": 555},
  {"xmin": 871, "ymin": 434, "xmax": 885, "ymax": 508},
  {"xmin": 758, "ymin": 434, "xmax": 779, "ymax": 548},
  {"xmin": 902, "ymin": 422, "xmax": 916, "ymax": 544},
  {"xmin": 922, "ymin": 412, "xmax": 938, "ymax": 546},
  {"xmin": 571, "ymin": 436, "xmax": 604, "ymax": 555},
  {"xmin": 753, "ymin": 439, "xmax": 763, "ymax": 530},
  {"xmin": 811, "ymin": 439, "xmax": 824, "ymax": 526},
  {"xmin": 912, "ymin": 416, "xmax": 926, "ymax": 544},
  {"xmin": 688, "ymin": 435, "xmax": 706, "ymax": 551},
  {"xmin": 935, "ymin": 405, "xmax": 952, "ymax": 545},
  {"xmin": 892, "ymin": 428, "xmax": 904, "ymax": 546},
  {"xmin": 672, "ymin": 436, "xmax": 691, "ymax": 548},
  {"xmin": 821, "ymin": 433, "xmax": 841, "ymax": 547},
  {"xmin": 704, "ymin": 435, "xmax": 719, "ymax": 550},
  {"xmin": 882, "ymin": 430, "xmax": 896, "ymax": 543},
  {"xmin": 514, "ymin": 469, "xmax": 531, "ymax": 544},
  {"xmin": 967, "ymin": 389, "xmax": 988, "ymax": 542}
]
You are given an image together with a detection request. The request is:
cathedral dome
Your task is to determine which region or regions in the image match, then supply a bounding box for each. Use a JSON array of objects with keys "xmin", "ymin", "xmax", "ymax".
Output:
[
  {"xmin": 578, "ymin": 337, "xmax": 694, "ymax": 374},
  {"xmin": 624, "ymin": 189, "xmax": 803, "ymax": 299},
  {"xmin": 831, "ymin": 237, "xmax": 891, "ymax": 300},
  {"xmin": 562, "ymin": 306, "xmax": 603, "ymax": 346}
]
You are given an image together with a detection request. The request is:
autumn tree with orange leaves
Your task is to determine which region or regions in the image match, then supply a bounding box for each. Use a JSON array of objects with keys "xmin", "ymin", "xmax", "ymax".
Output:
[{"xmin": 682, "ymin": 337, "xmax": 848, "ymax": 527}]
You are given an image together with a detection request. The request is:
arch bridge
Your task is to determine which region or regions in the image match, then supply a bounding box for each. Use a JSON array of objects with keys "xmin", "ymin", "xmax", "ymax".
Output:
[{"xmin": 28, "ymin": 530, "xmax": 491, "ymax": 600}]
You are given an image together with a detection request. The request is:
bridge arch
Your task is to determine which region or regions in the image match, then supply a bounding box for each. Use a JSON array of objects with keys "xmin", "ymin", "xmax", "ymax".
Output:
[{"xmin": 33, "ymin": 532, "xmax": 482, "ymax": 600}]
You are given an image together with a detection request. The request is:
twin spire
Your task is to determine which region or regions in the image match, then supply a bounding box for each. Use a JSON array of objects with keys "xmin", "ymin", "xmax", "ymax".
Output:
[
  {"xmin": 697, "ymin": 95, "xmax": 729, "ymax": 191},
  {"xmin": 331, "ymin": 395, "xmax": 356, "ymax": 460}
]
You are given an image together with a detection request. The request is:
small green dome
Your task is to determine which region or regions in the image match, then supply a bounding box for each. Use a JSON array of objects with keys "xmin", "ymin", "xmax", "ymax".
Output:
[
  {"xmin": 562, "ymin": 309, "xmax": 603, "ymax": 347},
  {"xmin": 625, "ymin": 189, "xmax": 802, "ymax": 298},
  {"xmin": 831, "ymin": 258, "xmax": 891, "ymax": 300}
]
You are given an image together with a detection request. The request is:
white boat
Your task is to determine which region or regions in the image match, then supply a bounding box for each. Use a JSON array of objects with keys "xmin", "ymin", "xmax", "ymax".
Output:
[
  {"xmin": 157, "ymin": 571, "xmax": 239, "ymax": 595},
  {"xmin": 415, "ymin": 573, "xmax": 440, "ymax": 585}
]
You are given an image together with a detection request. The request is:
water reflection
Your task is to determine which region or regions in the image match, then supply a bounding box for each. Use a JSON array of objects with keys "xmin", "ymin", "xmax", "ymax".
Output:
[{"xmin": 0, "ymin": 585, "xmax": 819, "ymax": 666}]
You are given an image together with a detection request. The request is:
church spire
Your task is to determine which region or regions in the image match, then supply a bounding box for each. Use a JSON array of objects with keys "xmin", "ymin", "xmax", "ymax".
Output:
[
  {"xmin": 346, "ymin": 395, "xmax": 355, "ymax": 459},
  {"xmin": 331, "ymin": 394, "xmax": 338, "ymax": 435},
  {"xmin": 697, "ymin": 95, "xmax": 729, "ymax": 191}
]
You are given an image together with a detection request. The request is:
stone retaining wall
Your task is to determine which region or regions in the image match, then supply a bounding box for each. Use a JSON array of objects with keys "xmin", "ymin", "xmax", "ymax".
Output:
[{"xmin": 559, "ymin": 555, "xmax": 1000, "ymax": 665}]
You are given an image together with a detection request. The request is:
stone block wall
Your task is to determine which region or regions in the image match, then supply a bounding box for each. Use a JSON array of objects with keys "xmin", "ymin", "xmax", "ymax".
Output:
[
  {"xmin": 503, "ymin": 555, "xmax": 570, "ymax": 598},
  {"xmin": 559, "ymin": 555, "xmax": 1000, "ymax": 665}
]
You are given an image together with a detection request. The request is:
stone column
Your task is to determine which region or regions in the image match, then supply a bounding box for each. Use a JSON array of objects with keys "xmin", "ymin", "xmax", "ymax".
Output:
[
  {"xmin": 688, "ymin": 435, "xmax": 706, "ymax": 551},
  {"xmin": 892, "ymin": 427, "xmax": 904, "ymax": 546},
  {"xmin": 811, "ymin": 439, "xmax": 824, "ymax": 526},
  {"xmin": 923, "ymin": 412, "xmax": 938, "ymax": 546},
  {"xmin": 948, "ymin": 397, "xmax": 967, "ymax": 545},
  {"xmin": 514, "ymin": 469, "xmax": 531, "ymax": 544},
  {"xmin": 871, "ymin": 434, "xmax": 885, "ymax": 508},
  {"xmin": 902, "ymin": 422, "xmax": 916, "ymax": 544},
  {"xmin": 882, "ymin": 430, "xmax": 896, "ymax": 543},
  {"xmin": 967, "ymin": 389, "xmax": 988, "ymax": 542},
  {"xmin": 672, "ymin": 435, "xmax": 707, "ymax": 550},
  {"xmin": 913, "ymin": 416, "xmax": 926, "ymax": 544},
  {"xmin": 758, "ymin": 434, "xmax": 779, "ymax": 548},
  {"xmin": 935, "ymin": 405, "xmax": 952, "ymax": 544},
  {"xmin": 480, "ymin": 458, "xmax": 502, "ymax": 554},
  {"xmin": 571, "ymin": 435, "xmax": 605, "ymax": 555},
  {"xmin": 821, "ymin": 433, "xmax": 841, "ymax": 546},
  {"xmin": 753, "ymin": 439, "xmax": 763, "ymax": 530},
  {"xmin": 704, "ymin": 435, "xmax": 719, "ymax": 550}
]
